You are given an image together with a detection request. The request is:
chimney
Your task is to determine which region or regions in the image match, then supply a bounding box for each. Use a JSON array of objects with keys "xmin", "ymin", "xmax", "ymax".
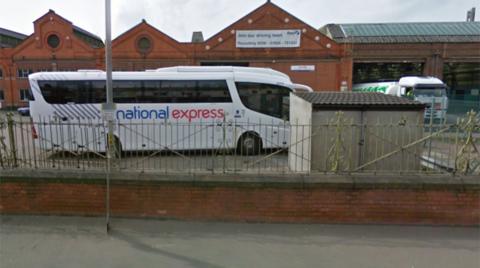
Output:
[
  {"xmin": 191, "ymin": 31, "xmax": 204, "ymax": 43},
  {"xmin": 466, "ymin": 7, "xmax": 476, "ymax": 22}
]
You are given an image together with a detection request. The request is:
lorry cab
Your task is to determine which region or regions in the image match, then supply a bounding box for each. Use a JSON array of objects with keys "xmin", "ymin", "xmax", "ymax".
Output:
[
  {"xmin": 353, "ymin": 76, "xmax": 448, "ymax": 122},
  {"xmin": 398, "ymin": 77, "xmax": 448, "ymax": 121}
]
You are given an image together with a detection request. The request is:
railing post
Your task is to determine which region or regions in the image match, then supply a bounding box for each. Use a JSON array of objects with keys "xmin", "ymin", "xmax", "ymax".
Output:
[
  {"xmin": 427, "ymin": 98, "xmax": 435, "ymax": 159},
  {"xmin": 6, "ymin": 112, "xmax": 18, "ymax": 167},
  {"xmin": 327, "ymin": 111, "xmax": 348, "ymax": 173},
  {"xmin": 222, "ymin": 115, "xmax": 226, "ymax": 173},
  {"xmin": 0, "ymin": 116, "xmax": 5, "ymax": 168},
  {"xmin": 455, "ymin": 110, "xmax": 480, "ymax": 175}
]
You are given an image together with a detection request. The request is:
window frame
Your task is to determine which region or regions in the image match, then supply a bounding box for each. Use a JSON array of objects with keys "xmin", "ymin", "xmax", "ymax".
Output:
[
  {"xmin": 17, "ymin": 68, "xmax": 33, "ymax": 79},
  {"xmin": 19, "ymin": 88, "xmax": 32, "ymax": 101}
]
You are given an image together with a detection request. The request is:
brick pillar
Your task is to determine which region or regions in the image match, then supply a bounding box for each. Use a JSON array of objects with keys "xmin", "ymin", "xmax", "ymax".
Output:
[
  {"xmin": 340, "ymin": 56, "xmax": 353, "ymax": 90},
  {"xmin": 424, "ymin": 54, "xmax": 444, "ymax": 79}
]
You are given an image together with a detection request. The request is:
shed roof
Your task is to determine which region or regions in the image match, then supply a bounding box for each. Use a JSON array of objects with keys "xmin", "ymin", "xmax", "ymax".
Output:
[
  {"xmin": 295, "ymin": 92, "xmax": 425, "ymax": 110},
  {"xmin": 320, "ymin": 22, "xmax": 480, "ymax": 43}
]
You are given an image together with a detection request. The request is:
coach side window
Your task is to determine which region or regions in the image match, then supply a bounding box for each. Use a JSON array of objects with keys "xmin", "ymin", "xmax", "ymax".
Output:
[
  {"xmin": 196, "ymin": 80, "xmax": 231, "ymax": 103},
  {"xmin": 39, "ymin": 80, "xmax": 103, "ymax": 104},
  {"xmin": 161, "ymin": 80, "xmax": 197, "ymax": 103},
  {"xmin": 38, "ymin": 79, "xmax": 232, "ymax": 104},
  {"xmin": 90, "ymin": 81, "xmax": 107, "ymax": 103},
  {"xmin": 113, "ymin": 81, "xmax": 142, "ymax": 103}
]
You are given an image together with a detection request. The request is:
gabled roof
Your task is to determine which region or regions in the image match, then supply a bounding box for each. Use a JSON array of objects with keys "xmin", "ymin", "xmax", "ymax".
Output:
[
  {"xmin": 34, "ymin": 9, "xmax": 104, "ymax": 48},
  {"xmin": 295, "ymin": 92, "xmax": 425, "ymax": 110},
  {"xmin": 320, "ymin": 22, "xmax": 480, "ymax": 43},
  {"xmin": 0, "ymin": 27, "xmax": 28, "ymax": 48},
  {"xmin": 112, "ymin": 19, "xmax": 180, "ymax": 45},
  {"xmin": 203, "ymin": 1, "xmax": 337, "ymax": 46}
]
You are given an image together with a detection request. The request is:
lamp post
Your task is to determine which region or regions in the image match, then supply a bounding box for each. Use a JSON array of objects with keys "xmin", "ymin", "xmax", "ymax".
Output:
[{"xmin": 103, "ymin": 0, "xmax": 115, "ymax": 233}]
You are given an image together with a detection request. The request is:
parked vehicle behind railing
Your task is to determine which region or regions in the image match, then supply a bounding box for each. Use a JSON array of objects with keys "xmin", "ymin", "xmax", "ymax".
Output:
[
  {"xmin": 28, "ymin": 66, "xmax": 309, "ymax": 155},
  {"xmin": 353, "ymin": 76, "xmax": 449, "ymax": 122}
]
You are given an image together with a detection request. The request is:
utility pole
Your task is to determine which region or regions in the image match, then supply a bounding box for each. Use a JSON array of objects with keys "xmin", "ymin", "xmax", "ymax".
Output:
[{"xmin": 103, "ymin": 0, "xmax": 115, "ymax": 233}]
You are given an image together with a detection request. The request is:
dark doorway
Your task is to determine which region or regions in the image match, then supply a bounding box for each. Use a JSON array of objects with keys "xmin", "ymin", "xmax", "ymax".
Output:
[
  {"xmin": 443, "ymin": 62, "xmax": 480, "ymax": 99},
  {"xmin": 353, "ymin": 62, "xmax": 424, "ymax": 83}
]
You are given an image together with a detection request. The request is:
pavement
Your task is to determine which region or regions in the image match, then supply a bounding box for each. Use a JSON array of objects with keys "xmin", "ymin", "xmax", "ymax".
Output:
[{"xmin": 0, "ymin": 215, "xmax": 479, "ymax": 268}]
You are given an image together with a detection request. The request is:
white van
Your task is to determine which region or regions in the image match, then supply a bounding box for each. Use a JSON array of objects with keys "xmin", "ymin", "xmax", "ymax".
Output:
[{"xmin": 28, "ymin": 66, "xmax": 310, "ymax": 154}]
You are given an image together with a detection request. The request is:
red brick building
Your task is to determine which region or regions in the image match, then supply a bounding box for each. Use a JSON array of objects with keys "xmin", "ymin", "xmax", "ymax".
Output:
[
  {"xmin": 109, "ymin": 2, "xmax": 349, "ymax": 90},
  {"xmin": 320, "ymin": 22, "xmax": 480, "ymax": 103},
  {"xmin": 0, "ymin": 2, "xmax": 350, "ymax": 108},
  {"xmin": 0, "ymin": 1, "xmax": 479, "ymax": 108},
  {"xmin": 0, "ymin": 10, "xmax": 103, "ymax": 108}
]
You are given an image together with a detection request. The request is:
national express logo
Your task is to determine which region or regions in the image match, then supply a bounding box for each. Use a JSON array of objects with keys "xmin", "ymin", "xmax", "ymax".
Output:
[{"xmin": 116, "ymin": 106, "xmax": 225, "ymax": 122}]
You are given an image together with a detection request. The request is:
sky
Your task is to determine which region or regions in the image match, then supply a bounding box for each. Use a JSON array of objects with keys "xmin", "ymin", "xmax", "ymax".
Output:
[{"xmin": 0, "ymin": 0, "xmax": 477, "ymax": 41}]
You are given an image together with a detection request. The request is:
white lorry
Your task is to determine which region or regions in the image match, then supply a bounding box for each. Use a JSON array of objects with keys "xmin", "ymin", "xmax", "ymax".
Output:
[{"xmin": 352, "ymin": 76, "xmax": 448, "ymax": 121}]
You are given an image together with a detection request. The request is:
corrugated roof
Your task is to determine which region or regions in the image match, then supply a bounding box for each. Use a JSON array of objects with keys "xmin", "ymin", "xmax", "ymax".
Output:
[
  {"xmin": 0, "ymin": 27, "xmax": 28, "ymax": 48},
  {"xmin": 341, "ymin": 22, "xmax": 480, "ymax": 36},
  {"xmin": 0, "ymin": 27, "xmax": 27, "ymax": 40},
  {"xmin": 295, "ymin": 92, "xmax": 425, "ymax": 110},
  {"xmin": 321, "ymin": 22, "xmax": 480, "ymax": 43},
  {"xmin": 337, "ymin": 35, "xmax": 480, "ymax": 43},
  {"xmin": 72, "ymin": 25, "xmax": 104, "ymax": 48}
]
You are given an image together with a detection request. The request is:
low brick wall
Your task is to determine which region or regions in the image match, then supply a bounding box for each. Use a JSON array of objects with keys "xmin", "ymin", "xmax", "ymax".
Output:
[{"xmin": 1, "ymin": 171, "xmax": 479, "ymax": 226}]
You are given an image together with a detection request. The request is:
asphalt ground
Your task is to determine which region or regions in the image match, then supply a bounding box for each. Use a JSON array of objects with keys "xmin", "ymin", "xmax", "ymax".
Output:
[{"xmin": 0, "ymin": 215, "xmax": 479, "ymax": 268}]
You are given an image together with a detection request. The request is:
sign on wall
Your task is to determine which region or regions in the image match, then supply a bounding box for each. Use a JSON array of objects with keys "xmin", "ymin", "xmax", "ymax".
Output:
[
  {"xmin": 291, "ymin": 65, "xmax": 315, "ymax": 72},
  {"xmin": 236, "ymin": 30, "xmax": 301, "ymax": 48}
]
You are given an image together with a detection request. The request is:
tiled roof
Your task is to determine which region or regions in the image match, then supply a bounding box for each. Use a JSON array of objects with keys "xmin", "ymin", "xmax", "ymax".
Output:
[
  {"xmin": 295, "ymin": 92, "xmax": 425, "ymax": 110},
  {"xmin": 320, "ymin": 22, "xmax": 480, "ymax": 43}
]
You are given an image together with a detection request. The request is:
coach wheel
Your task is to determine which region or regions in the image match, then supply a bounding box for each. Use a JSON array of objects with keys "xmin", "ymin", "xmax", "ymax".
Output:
[{"xmin": 237, "ymin": 133, "xmax": 262, "ymax": 155}]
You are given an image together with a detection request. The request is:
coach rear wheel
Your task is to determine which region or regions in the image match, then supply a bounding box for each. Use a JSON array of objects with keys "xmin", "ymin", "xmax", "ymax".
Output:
[{"xmin": 237, "ymin": 133, "xmax": 262, "ymax": 155}]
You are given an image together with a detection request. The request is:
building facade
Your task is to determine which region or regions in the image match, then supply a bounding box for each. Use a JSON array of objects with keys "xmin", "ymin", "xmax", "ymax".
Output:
[
  {"xmin": 0, "ymin": 10, "xmax": 103, "ymax": 108},
  {"xmin": 0, "ymin": 1, "xmax": 479, "ymax": 109},
  {"xmin": 320, "ymin": 22, "xmax": 480, "ymax": 102}
]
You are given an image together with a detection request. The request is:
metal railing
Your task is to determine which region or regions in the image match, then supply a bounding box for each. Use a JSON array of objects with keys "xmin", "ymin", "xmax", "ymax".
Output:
[{"xmin": 1, "ymin": 111, "xmax": 479, "ymax": 175}]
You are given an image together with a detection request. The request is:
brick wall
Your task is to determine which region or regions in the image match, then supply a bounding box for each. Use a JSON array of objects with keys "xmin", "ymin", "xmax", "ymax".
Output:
[{"xmin": 1, "ymin": 175, "xmax": 478, "ymax": 226}]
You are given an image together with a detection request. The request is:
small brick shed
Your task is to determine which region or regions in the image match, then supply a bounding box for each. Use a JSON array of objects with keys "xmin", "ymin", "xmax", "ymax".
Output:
[{"xmin": 289, "ymin": 92, "xmax": 426, "ymax": 173}]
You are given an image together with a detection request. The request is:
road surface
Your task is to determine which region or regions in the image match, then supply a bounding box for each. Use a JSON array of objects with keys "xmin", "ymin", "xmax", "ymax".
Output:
[{"xmin": 1, "ymin": 215, "xmax": 478, "ymax": 268}]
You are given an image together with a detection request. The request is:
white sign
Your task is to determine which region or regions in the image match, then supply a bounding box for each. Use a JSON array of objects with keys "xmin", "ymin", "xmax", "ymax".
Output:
[
  {"xmin": 291, "ymin": 65, "xmax": 315, "ymax": 72},
  {"xmin": 236, "ymin": 29, "xmax": 301, "ymax": 48}
]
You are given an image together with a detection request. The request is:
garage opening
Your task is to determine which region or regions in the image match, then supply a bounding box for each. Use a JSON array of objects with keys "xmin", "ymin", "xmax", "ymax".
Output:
[{"xmin": 353, "ymin": 62, "xmax": 424, "ymax": 83}]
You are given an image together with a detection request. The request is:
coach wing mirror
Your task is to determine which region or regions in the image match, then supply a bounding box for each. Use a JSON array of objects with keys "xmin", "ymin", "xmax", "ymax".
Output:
[{"xmin": 400, "ymin": 87, "xmax": 406, "ymax": 96}]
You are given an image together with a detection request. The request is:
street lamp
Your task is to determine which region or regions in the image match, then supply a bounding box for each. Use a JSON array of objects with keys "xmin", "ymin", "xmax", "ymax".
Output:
[{"xmin": 103, "ymin": 0, "xmax": 115, "ymax": 233}]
